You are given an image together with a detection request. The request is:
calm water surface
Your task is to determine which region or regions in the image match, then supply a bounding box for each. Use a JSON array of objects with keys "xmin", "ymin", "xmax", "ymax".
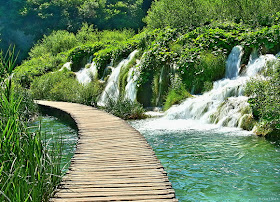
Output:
[
  {"xmin": 30, "ymin": 116, "xmax": 78, "ymax": 173},
  {"xmin": 129, "ymin": 118, "xmax": 280, "ymax": 202}
]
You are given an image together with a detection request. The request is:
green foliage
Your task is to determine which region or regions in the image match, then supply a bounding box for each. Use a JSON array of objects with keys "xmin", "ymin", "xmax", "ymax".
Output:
[
  {"xmin": 15, "ymin": 53, "xmax": 68, "ymax": 88},
  {"xmin": 29, "ymin": 30, "xmax": 78, "ymax": 58},
  {"xmin": 0, "ymin": 48, "xmax": 62, "ymax": 202},
  {"xmin": 145, "ymin": 0, "xmax": 280, "ymax": 29},
  {"xmin": 103, "ymin": 98, "xmax": 146, "ymax": 119},
  {"xmin": 78, "ymin": 82, "xmax": 103, "ymax": 106},
  {"xmin": 242, "ymin": 24, "xmax": 280, "ymax": 54},
  {"xmin": 182, "ymin": 52, "xmax": 226, "ymax": 93},
  {"xmin": 31, "ymin": 71, "xmax": 103, "ymax": 106},
  {"xmin": 15, "ymin": 27, "xmax": 135, "ymax": 87},
  {"xmin": 68, "ymin": 43, "xmax": 104, "ymax": 71},
  {"xmin": 164, "ymin": 76, "xmax": 192, "ymax": 111},
  {"xmin": 245, "ymin": 60, "xmax": 280, "ymax": 136},
  {"xmin": 93, "ymin": 40, "xmax": 138, "ymax": 75},
  {"xmin": 144, "ymin": 0, "xmax": 211, "ymax": 29},
  {"xmin": 119, "ymin": 54, "xmax": 139, "ymax": 97},
  {"xmin": 31, "ymin": 71, "xmax": 81, "ymax": 102},
  {"xmin": 0, "ymin": 0, "xmax": 149, "ymax": 63}
]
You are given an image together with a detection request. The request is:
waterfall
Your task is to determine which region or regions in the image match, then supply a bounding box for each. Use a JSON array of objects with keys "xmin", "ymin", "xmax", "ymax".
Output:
[
  {"xmin": 246, "ymin": 54, "xmax": 276, "ymax": 77},
  {"xmin": 165, "ymin": 46, "xmax": 277, "ymax": 128},
  {"xmin": 124, "ymin": 59, "xmax": 141, "ymax": 101},
  {"xmin": 59, "ymin": 62, "xmax": 72, "ymax": 71},
  {"xmin": 97, "ymin": 50, "xmax": 139, "ymax": 106},
  {"xmin": 225, "ymin": 46, "xmax": 243, "ymax": 79},
  {"xmin": 76, "ymin": 62, "xmax": 98, "ymax": 84},
  {"xmin": 155, "ymin": 67, "xmax": 165, "ymax": 106}
]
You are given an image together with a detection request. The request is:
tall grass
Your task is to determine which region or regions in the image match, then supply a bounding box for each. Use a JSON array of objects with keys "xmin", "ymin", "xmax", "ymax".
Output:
[{"xmin": 0, "ymin": 48, "xmax": 62, "ymax": 201}]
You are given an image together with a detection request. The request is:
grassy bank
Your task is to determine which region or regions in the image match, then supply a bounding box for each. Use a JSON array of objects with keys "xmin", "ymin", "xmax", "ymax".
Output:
[{"xmin": 0, "ymin": 49, "xmax": 62, "ymax": 201}]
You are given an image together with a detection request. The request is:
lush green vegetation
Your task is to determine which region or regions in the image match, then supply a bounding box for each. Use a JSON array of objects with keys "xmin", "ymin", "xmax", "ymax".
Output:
[
  {"xmin": 245, "ymin": 60, "xmax": 280, "ymax": 136},
  {"xmin": 2, "ymin": 1, "xmax": 280, "ymax": 201},
  {"xmin": 3, "ymin": 0, "xmax": 280, "ymax": 134},
  {"xmin": 163, "ymin": 76, "xmax": 192, "ymax": 111},
  {"xmin": 14, "ymin": 27, "xmax": 135, "ymax": 88},
  {"xmin": 103, "ymin": 98, "xmax": 146, "ymax": 120},
  {"xmin": 14, "ymin": 21, "xmax": 280, "ymax": 122},
  {"xmin": 0, "ymin": 49, "xmax": 62, "ymax": 201},
  {"xmin": 0, "ymin": 0, "xmax": 152, "ymax": 61},
  {"xmin": 31, "ymin": 70, "xmax": 103, "ymax": 106},
  {"xmin": 145, "ymin": 0, "xmax": 280, "ymax": 29}
]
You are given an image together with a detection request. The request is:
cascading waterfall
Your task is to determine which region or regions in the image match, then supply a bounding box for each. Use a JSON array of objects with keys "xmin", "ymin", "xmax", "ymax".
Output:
[
  {"xmin": 225, "ymin": 46, "xmax": 243, "ymax": 79},
  {"xmin": 97, "ymin": 50, "xmax": 139, "ymax": 106},
  {"xmin": 165, "ymin": 46, "xmax": 277, "ymax": 128},
  {"xmin": 124, "ymin": 59, "xmax": 141, "ymax": 101},
  {"xmin": 76, "ymin": 62, "xmax": 98, "ymax": 84},
  {"xmin": 246, "ymin": 54, "xmax": 276, "ymax": 77},
  {"xmin": 155, "ymin": 67, "xmax": 165, "ymax": 106},
  {"xmin": 59, "ymin": 62, "xmax": 72, "ymax": 71}
]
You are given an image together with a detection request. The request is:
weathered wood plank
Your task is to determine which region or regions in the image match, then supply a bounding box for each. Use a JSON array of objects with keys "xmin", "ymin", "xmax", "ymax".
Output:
[{"xmin": 36, "ymin": 100, "xmax": 177, "ymax": 201}]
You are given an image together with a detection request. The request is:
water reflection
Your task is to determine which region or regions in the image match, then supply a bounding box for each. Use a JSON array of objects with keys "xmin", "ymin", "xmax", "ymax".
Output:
[{"xmin": 30, "ymin": 116, "xmax": 78, "ymax": 173}]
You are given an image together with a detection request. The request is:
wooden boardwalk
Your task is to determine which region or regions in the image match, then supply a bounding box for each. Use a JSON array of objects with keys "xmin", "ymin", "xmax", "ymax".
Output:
[{"xmin": 36, "ymin": 101, "xmax": 177, "ymax": 201}]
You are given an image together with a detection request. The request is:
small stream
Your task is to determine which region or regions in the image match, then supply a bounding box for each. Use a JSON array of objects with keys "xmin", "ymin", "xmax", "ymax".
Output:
[
  {"xmin": 29, "ymin": 116, "xmax": 78, "ymax": 173},
  {"xmin": 129, "ymin": 118, "xmax": 280, "ymax": 202}
]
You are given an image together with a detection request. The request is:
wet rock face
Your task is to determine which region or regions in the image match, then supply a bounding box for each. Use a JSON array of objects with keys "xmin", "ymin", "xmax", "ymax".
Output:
[
  {"xmin": 72, "ymin": 57, "xmax": 89, "ymax": 72},
  {"xmin": 137, "ymin": 81, "xmax": 153, "ymax": 108},
  {"xmin": 239, "ymin": 64, "xmax": 247, "ymax": 76}
]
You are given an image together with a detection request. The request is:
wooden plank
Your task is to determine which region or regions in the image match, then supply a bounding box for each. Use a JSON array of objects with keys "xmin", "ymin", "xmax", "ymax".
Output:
[
  {"xmin": 53, "ymin": 193, "xmax": 176, "ymax": 200},
  {"xmin": 36, "ymin": 100, "xmax": 178, "ymax": 201}
]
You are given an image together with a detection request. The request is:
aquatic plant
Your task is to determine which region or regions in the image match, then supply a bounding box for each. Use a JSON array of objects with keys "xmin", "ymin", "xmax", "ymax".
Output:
[
  {"xmin": 0, "ymin": 48, "xmax": 62, "ymax": 201},
  {"xmin": 103, "ymin": 97, "xmax": 146, "ymax": 120}
]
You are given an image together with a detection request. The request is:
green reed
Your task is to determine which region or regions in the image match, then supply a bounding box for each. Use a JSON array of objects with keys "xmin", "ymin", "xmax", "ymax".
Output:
[{"xmin": 0, "ymin": 48, "xmax": 62, "ymax": 201}]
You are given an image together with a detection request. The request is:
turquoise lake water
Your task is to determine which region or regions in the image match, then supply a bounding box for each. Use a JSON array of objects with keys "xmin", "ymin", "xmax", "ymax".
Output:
[
  {"xmin": 30, "ymin": 116, "xmax": 78, "ymax": 173},
  {"xmin": 31, "ymin": 116, "xmax": 280, "ymax": 201},
  {"xmin": 129, "ymin": 118, "xmax": 280, "ymax": 202}
]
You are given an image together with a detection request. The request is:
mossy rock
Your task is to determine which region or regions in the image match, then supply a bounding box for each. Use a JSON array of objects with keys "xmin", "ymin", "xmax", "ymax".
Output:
[
  {"xmin": 252, "ymin": 122, "xmax": 274, "ymax": 136},
  {"xmin": 238, "ymin": 114, "xmax": 256, "ymax": 131}
]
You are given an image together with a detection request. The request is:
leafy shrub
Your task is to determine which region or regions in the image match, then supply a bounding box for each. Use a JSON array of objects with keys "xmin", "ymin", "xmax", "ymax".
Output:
[
  {"xmin": 15, "ymin": 53, "xmax": 67, "ymax": 88},
  {"xmin": 104, "ymin": 98, "xmax": 146, "ymax": 120},
  {"xmin": 242, "ymin": 24, "xmax": 280, "ymax": 54},
  {"xmin": 31, "ymin": 71, "xmax": 104, "ymax": 106},
  {"xmin": 68, "ymin": 43, "xmax": 104, "ymax": 71},
  {"xmin": 79, "ymin": 82, "xmax": 104, "ymax": 106},
  {"xmin": 94, "ymin": 42, "xmax": 138, "ymax": 77},
  {"xmin": 29, "ymin": 30, "xmax": 79, "ymax": 58},
  {"xmin": 76, "ymin": 23, "xmax": 99, "ymax": 44},
  {"xmin": 164, "ymin": 76, "xmax": 192, "ymax": 111},
  {"xmin": 145, "ymin": 0, "xmax": 280, "ymax": 29},
  {"xmin": 180, "ymin": 52, "xmax": 226, "ymax": 94},
  {"xmin": 31, "ymin": 71, "xmax": 81, "ymax": 102},
  {"xmin": 99, "ymin": 29, "xmax": 135, "ymax": 43},
  {"xmin": 245, "ymin": 60, "xmax": 280, "ymax": 136}
]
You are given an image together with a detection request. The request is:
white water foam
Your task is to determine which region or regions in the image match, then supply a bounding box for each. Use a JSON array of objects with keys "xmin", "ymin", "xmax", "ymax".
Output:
[
  {"xmin": 76, "ymin": 62, "xmax": 98, "ymax": 84},
  {"xmin": 98, "ymin": 50, "xmax": 139, "ymax": 106},
  {"xmin": 129, "ymin": 118, "xmax": 253, "ymax": 136},
  {"xmin": 225, "ymin": 45, "xmax": 243, "ymax": 79},
  {"xmin": 165, "ymin": 46, "xmax": 277, "ymax": 129},
  {"xmin": 59, "ymin": 62, "xmax": 72, "ymax": 71},
  {"xmin": 124, "ymin": 59, "xmax": 141, "ymax": 101}
]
